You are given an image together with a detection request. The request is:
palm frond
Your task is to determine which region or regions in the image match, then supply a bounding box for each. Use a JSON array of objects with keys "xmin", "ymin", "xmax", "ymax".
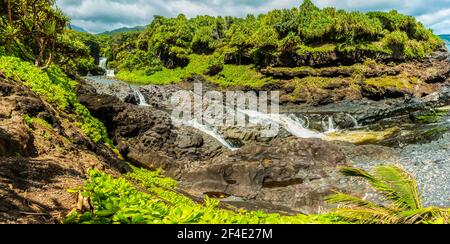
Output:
[
  {"xmin": 339, "ymin": 165, "xmax": 422, "ymax": 211},
  {"xmin": 332, "ymin": 207, "xmax": 400, "ymax": 224},
  {"xmin": 373, "ymin": 165, "xmax": 422, "ymax": 210},
  {"xmin": 326, "ymin": 192, "xmax": 380, "ymax": 208},
  {"xmin": 329, "ymin": 165, "xmax": 449, "ymax": 224},
  {"xmin": 399, "ymin": 207, "xmax": 449, "ymax": 224},
  {"xmin": 339, "ymin": 166, "xmax": 376, "ymax": 181}
]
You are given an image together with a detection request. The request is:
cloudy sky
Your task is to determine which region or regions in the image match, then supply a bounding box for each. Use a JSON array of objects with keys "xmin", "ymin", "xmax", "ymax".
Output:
[{"xmin": 57, "ymin": 0, "xmax": 450, "ymax": 34}]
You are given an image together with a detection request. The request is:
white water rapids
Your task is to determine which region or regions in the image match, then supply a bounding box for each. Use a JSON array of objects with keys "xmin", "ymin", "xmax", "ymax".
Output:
[
  {"xmin": 99, "ymin": 57, "xmax": 116, "ymax": 77},
  {"xmin": 133, "ymin": 88, "xmax": 150, "ymax": 107}
]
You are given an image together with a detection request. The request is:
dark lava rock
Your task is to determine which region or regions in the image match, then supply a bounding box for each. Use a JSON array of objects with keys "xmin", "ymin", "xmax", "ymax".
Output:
[
  {"xmin": 179, "ymin": 137, "xmax": 353, "ymax": 213},
  {"xmin": 76, "ymin": 80, "xmax": 225, "ymax": 172}
]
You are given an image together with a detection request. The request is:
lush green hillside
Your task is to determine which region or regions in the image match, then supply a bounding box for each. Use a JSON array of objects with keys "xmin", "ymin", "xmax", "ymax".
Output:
[
  {"xmin": 100, "ymin": 26, "xmax": 146, "ymax": 35},
  {"xmin": 69, "ymin": 24, "xmax": 88, "ymax": 33},
  {"xmin": 102, "ymin": 0, "xmax": 444, "ymax": 86}
]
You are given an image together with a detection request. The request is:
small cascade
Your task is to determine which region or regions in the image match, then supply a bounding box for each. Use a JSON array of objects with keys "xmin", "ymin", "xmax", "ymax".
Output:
[
  {"xmin": 98, "ymin": 57, "xmax": 115, "ymax": 77},
  {"xmin": 182, "ymin": 119, "xmax": 238, "ymax": 151},
  {"xmin": 133, "ymin": 88, "xmax": 150, "ymax": 107},
  {"xmin": 239, "ymin": 109, "xmax": 323, "ymax": 139},
  {"xmin": 346, "ymin": 114, "xmax": 361, "ymax": 128},
  {"xmin": 322, "ymin": 115, "xmax": 337, "ymax": 133},
  {"xmin": 99, "ymin": 57, "xmax": 107, "ymax": 69},
  {"xmin": 106, "ymin": 70, "xmax": 115, "ymax": 77}
]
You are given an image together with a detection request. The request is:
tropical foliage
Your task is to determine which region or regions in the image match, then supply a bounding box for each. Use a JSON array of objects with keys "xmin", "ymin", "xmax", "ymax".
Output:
[
  {"xmin": 65, "ymin": 164, "xmax": 450, "ymax": 224},
  {"xmin": 327, "ymin": 165, "xmax": 450, "ymax": 224},
  {"xmin": 64, "ymin": 166, "xmax": 345, "ymax": 224},
  {"xmin": 0, "ymin": 56, "xmax": 112, "ymax": 146},
  {"xmin": 96, "ymin": 0, "xmax": 444, "ymax": 85},
  {"xmin": 0, "ymin": 0, "xmax": 96, "ymax": 74}
]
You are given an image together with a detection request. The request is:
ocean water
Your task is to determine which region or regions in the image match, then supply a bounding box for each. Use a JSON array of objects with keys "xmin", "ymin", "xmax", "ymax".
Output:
[{"xmin": 440, "ymin": 35, "xmax": 450, "ymax": 50}]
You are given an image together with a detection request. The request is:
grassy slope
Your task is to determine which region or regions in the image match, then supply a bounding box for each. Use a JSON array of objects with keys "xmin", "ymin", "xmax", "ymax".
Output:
[
  {"xmin": 116, "ymin": 54, "xmax": 274, "ymax": 88},
  {"xmin": 0, "ymin": 56, "xmax": 113, "ymax": 146}
]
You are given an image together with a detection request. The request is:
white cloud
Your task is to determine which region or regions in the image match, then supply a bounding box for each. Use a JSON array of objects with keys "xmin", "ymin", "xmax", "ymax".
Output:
[{"xmin": 57, "ymin": 0, "xmax": 450, "ymax": 34}]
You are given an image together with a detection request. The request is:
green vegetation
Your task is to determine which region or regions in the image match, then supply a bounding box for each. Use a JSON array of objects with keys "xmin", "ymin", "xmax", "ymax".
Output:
[
  {"xmin": 327, "ymin": 165, "xmax": 450, "ymax": 224},
  {"xmin": 211, "ymin": 65, "xmax": 274, "ymax": 88},
  {"xmin": 0, "ymin": 0, "xmax": 97, "ymax": 74},
  {"xmin": 116, "ymin": 54, "xmax": 274, "ymax": 88},
  {"xmin": 23, "ymin": 115, "xmax": 52, "ymax": 129},
  {"xmin": 66, "ymin": 164, "xmax": 450, "ymax": 224},
  {"xmin": 416, "ymin": 110, "xmax": 449, "ymax": 124},
  {"xmin": 65, "ymin": 166, "xmax": 345, "ymax": 224},
  {"xmin": 364, "ymin": 75, "xmax": 419, "ymax": 90},
  {"xmin": 0, "ymin": 56, "xmax": 111, "ymax": 145},
  {"xmin": 116, "ymin": 54, "xmax": 213, "ymax": 85},
  {"xmin": 98, "ymin": 0, "xmax": 443, "ymax": 86}
]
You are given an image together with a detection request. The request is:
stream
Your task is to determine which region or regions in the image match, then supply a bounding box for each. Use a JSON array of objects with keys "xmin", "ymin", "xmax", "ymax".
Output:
[{"xmin": 85, "ymin": 74, "xmax": 450, "ymax": 207}]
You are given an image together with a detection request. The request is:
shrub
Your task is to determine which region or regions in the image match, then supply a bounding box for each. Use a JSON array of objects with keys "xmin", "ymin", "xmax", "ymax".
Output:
[{"xmin": 0, "ymin": 56, "xmax": 112, "ymax": 145}]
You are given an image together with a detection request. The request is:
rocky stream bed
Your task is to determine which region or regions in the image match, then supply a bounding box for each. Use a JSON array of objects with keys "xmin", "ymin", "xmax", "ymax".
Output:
[{"xmin": 80, "ymin": 66, "xmax": 450, "ymax": 211}]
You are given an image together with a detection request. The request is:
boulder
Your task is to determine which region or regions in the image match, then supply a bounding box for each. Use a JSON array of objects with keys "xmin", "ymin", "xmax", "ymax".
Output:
[{"xmin": 180, "ymin": 137, "xmax": 350, "ymax": 213}]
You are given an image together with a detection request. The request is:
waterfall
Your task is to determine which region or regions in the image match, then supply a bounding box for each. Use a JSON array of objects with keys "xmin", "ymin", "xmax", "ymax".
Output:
[
  {"xmin": 98, "ymin": 57, "xmax": 115, "ymax": 77},
  {"xmin": 322, "ymin": 115, "xmax": 337, "ymax": 133},
  {"xmin": 133, "ymin": 89, "xmax": 150, "ymax": 107},
  {"xmin": 346, "ymin": 114, "xmax": 361, "ymax": 128},
  {"xmin": 182, "ymin": 119, "xmax": 238, "ymax": 151},
  {"xmin": 238, "ymin": 109, "xmax": 323, "ymax": 139},
  {"xmin": 99, "ymin": 57, "xmax": 107, "ymax": 69},
  {"xmin": 106, "ymin": 70, "xmax": 115, "ymax": 77}
]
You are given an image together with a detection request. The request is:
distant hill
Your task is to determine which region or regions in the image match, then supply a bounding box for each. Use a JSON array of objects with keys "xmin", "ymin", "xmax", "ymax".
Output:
[
  {"xmin": 68, "ymin": 25, "xmax": 88, "ymax": 33},
  {"xmin": 99, "ymin": 26, "xmax": 146, "ymax": 35}
]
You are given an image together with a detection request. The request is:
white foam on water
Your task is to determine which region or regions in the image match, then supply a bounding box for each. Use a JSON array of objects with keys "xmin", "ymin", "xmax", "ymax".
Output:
[
  {"xmin": 134, "ymin": 89, "xmax": 150, "ymax": 107},
  {"xmin": 239, "ymin": 109, "xmax": 323, "ymax": 139},
  {"xmin": 322, "ymin": 115, "xmax": 338, "ymax": 133},
  {"xmin": 99, "ymin": 57, "xmax": 116, "ymax": 77},
  {"xmin": 181, "ymin": 119, "xmax": 238, "ymax": 151}
]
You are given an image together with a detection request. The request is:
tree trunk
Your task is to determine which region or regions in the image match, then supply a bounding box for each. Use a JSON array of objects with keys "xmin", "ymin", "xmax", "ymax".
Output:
[
  {"xmin": 7, "ymin": 0, "xmax": 12, "ymax": 24},
  {"xmin": 35, "ymin": 38, "xmax": 46, "ymax": 67}
]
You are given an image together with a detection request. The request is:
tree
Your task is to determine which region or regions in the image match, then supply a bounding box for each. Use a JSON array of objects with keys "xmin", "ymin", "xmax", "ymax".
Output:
[
  {"xmin": 327, "ymin": 165, "xmax": 449, "ymax": 224},
  {"xmin": 0, "ymin": 0, "xmax": 69, "ymax": 67},
  {"xmin": 300, "ymin": 0, "xmax": 319, "ymax": 12},
  {"xmin": 7, "ymin": 0, "xmax": 12, "ymax": 24}
]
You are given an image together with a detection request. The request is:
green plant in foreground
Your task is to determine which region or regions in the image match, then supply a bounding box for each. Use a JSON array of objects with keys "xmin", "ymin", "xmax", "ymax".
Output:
[
  {"xmin": 327, "ymin": 165, "xmax": 450, "ymax": 224},
  {"xmin": 65, "ymin": 166, "xmax": 345, "ymax": 224}
]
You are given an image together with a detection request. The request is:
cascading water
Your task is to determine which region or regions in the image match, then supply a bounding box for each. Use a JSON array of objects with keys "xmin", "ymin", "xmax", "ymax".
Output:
[
  {"xmin": 181, "ymin": 119, "xmax": 238, "ymax": 151},
  {"xmin": 106, "ymin": 70, "xmax": 115, "ymax": 77},
  {"xmin": 133, "ymin": 88, "xmax": 150, "ymax": 107},
  {"xmin": 174, "ymin": 90, "xmax": 322, "ymax": 150},
  {"xmin": 322, "ymin": 115, "xmax": 337, "ymax": 133},
  {"xmin": 99, "ymin": 57, "xmax": 107, "ymax": 69},
  {"xmin": 238, "ymin": 109, "xmax": 323, "ymax": 139},
  {"xmin": 346, "ymin": 114, "xmax": 361, "ymax": 128},
  {"xmin": 98, "ymin": 57, "xmax": 115, "ymax": 77}
]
